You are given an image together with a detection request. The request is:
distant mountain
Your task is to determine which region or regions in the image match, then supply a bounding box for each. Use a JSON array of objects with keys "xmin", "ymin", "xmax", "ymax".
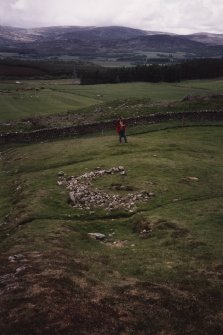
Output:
[
  {"xmin": 0, "ymin": 25, "xmax": 148, "ymax": 43},
  {"xmin": 186, "ymin": 33, "xmax": 223, "ymax": 46},
  {"xmin": 0, "ymin": 25, "xmax": 222, "ymax": 57}
]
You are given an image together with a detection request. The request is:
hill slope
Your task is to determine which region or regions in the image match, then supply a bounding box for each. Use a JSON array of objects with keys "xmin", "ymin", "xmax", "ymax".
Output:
[
  {"xmin": 0, "ymin": 25, "xmax": 223, "ymax": 57},
  {"xmin": 0, "ymin": 125, "xmax": 222, "ymax": 334}
]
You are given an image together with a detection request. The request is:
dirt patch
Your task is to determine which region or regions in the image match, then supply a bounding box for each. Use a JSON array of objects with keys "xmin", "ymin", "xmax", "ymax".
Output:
[
  {"xmin": 182, "ymin": 94, "xmax": 223, "ymax": 102},
  {"xmin": 106, "ymin": 240, "xmax": 129, "ymax": 248},
  {"xmin": 131, "ymin": 216, "xmax": 189, "ymax": 239},
  {"xmin": 0, "ymin": 241, "xmax": 222, "ymax": 335},
  {"xmin": 0, "ymin": 253, "xmax": 223, "ymax": 335}
]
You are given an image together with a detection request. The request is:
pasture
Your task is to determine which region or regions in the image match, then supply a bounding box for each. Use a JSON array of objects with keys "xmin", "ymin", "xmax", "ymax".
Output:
[
  {"xmin": 0, "ymin": 124, "xmax": 222, "ymax": 334},
  {"xmin": 0, "ymin": 78, "xmax": 223, "ymax": 123}
]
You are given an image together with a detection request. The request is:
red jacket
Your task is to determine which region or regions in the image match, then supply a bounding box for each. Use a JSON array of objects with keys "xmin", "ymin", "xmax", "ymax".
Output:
[
  {"xmin": 116, "ymin": 122, "xmax": 121, "ymax": 133},
  {"xmin": 116, "ymin": 120, "xmax": 126, "ymax": 133}
]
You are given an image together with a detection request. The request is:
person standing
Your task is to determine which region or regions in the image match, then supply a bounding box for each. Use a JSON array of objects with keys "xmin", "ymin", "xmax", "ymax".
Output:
[{"xmin": 116, "ymin": 118, "xmax": 127, "ymax": 143}]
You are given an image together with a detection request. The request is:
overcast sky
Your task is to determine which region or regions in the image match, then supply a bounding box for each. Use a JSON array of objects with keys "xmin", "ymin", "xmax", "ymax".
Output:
[{"xmin": 0, "ymin": 0, "xmax": 222, "ymax": 34}]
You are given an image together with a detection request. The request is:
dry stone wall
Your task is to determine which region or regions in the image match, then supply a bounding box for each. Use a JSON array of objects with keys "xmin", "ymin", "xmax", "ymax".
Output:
[{"xmin": 0, "ymin": 110, "xmax": 222, "ymax": 145}]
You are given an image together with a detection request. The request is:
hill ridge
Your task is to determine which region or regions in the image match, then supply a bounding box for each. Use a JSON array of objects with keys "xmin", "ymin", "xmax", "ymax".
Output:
[{"xmin": 0, "ymin": 25, "xmax": 223, "ymax": 57}]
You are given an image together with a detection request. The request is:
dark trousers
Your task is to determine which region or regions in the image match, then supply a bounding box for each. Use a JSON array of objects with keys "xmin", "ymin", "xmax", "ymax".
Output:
[{"xmin": 119, "ymin": 130, "xmax": 127, "ymax": 143}]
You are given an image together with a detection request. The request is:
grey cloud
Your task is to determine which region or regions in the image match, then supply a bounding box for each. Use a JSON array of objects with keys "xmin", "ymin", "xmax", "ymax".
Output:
[{"xmin": 0, "ymin": 0, "xmax": 222, "ymax": 34}]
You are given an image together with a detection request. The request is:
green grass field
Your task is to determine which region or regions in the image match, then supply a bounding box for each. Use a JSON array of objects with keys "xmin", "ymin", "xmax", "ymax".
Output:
[
  {"xmin": 0, "ymin": 124, "xmax": 222, "ymax": 334},
  {"xmin": 0, "ymin": 77, "xmax": 223, "ymax": 333},
  {"xmin": 0, "ymin": 78, "xmax": 223, "ymax": 124}
]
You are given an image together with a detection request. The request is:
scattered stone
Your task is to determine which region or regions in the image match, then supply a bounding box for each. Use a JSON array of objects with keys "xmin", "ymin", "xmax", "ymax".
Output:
[
  {"xmin": 109, "ymin": 240, "xmax": 128, "ymax": 248},
  {"xmin": 58, "ymin": 166, "xmax": 154, "ymax": 212},
  {"xmin": 15, "ymin": 266, "xmax": 27, "ymax": 274},
  {"xmin": 182, "ymin": 176, "xmax": 199, "ymax": 182},
  {"xmin": 141, "ymin": 229, "xmax": 148, "ymax": 234},
  {"xmin": 186, "ymin": 176, "xmax": 199, "ymax": 181},
  {"xmin": 139, "ymin": 228, "xmax": 151, "ymax": 238},
  {"xmin": 8, "ymin": 254, "xmax": 25, "ymax": 262},
  {"xmin": 30, "ymin": 251, "xmax": 42, "ymax": 258},
  {"xmin": 88, "ymin": 233, "xmax": 106, "ymax": 241},
  {"xmin": 58, "ymin": 171, "xmax": 65, "ymax": 176},
  {"xmin": 0, "ymin": 273, "xmax": 14, "ymax": 284}
]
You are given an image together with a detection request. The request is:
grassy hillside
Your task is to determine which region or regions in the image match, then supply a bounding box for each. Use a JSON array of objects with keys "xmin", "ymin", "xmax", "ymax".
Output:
[
  {"xmin": 0, "ymin": 125, "xmax": 222, "ymax": 334},
  {"xmin": 0, "ymin": 78, "xmax": 223, "ymax": 133}
]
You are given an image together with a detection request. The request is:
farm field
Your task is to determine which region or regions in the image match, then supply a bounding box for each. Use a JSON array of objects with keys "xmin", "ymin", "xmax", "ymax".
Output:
[
  {"xmin": 0, "ymin": 78, "xmax": 223, "ymax": 124},
  {"xmin": 0, "ymin": 124, "xmax": 222, "ymax": 334}
]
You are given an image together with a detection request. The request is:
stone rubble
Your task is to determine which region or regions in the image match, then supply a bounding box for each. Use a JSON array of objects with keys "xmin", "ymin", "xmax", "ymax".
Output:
[{"xmin": 57, "ymin": 166, "xmax": 154, "ymax": 212}]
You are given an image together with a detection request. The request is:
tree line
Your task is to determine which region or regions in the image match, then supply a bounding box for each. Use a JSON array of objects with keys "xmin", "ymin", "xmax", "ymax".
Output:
[
  {"xmin": 1, "ymin": 57, "xmax": 222, "ymax": 83},
  {"xmin": 0, "ymin": 58, "xmax": 98, "ymax": 79},
  {"xmin": 80, "ymin": 58, "xmax": 223, "ymax": 84}
]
